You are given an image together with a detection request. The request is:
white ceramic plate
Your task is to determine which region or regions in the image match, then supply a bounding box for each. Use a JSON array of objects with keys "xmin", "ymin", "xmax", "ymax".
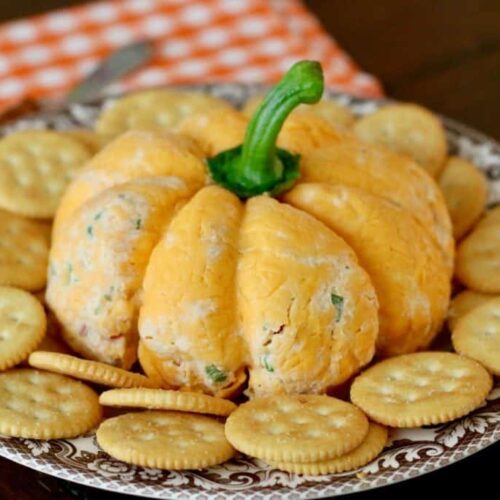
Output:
[{"xmin": 0, "ymin": 84, "xmax": 499, "ymax": 499}]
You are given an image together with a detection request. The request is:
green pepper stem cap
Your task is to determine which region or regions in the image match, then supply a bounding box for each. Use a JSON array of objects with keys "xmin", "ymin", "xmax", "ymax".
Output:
[{"xmin": 208, "ymin": 60, "xmax": 324, "ymax": 198}]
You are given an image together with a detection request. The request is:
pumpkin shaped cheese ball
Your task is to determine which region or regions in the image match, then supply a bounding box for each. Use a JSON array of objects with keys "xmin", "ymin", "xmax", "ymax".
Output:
[
  {"xmin": 47, "ymin": 178, "xmax": 193, "ymax": 368},
  {"xmin": 47, "ymin": 61, "xmax": 452, "ymax": 397},
  {"xmin": 299, "ymin": 141, "xmax": 454, "ymax": 273},
  {"xmin": 52, "ymin": 130, "xmax": 206, "ymax": 234},
  {"xmin": 178, "ymin": 106, "xmax": 352, "ymax": 160},
  {"xmin": 139, "ymin": 186, "xmax": 378, "ymax": 396},
  {"xmin": 285, "ymin": 183, "xmax": 450, "ymax": 356}
]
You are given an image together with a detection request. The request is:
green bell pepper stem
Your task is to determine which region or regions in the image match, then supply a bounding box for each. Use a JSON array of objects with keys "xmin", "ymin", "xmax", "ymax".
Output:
[
  {"xmin": 207, "ymin": 60, "xmax": 324, "ymax": 198},
  {"xmin": 238, "ymin": 60, "xmax": 324, "ymax": 187}
]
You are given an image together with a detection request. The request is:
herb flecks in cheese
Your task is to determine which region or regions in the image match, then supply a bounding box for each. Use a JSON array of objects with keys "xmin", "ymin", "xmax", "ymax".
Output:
[
  {"xmin": 205, "ymin": 364, "xmax": 228, "ymax": 384},
  {"xmin": 331, "ymin": 293, "xmax": 344, "ymax": 323},
  {"xmin": 261, "ymin": 353, "xmax": 274, "ymax": 373}
]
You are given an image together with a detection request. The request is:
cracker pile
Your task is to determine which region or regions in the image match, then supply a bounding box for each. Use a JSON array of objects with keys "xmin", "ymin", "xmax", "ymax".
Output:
[
  {"xmin": 0, "ymin": 91, "xmax": 497, "ymax": 477},
  {"xmin": 0, "ymin": 131, "xmax": 92, "ymax": 219}
]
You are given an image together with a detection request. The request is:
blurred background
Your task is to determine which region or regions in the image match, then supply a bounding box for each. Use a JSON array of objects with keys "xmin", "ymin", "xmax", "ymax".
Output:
[
  {"xmin": 0, "ymin": 0, "xmax": 500, "ymax": 139},
  {"xmin": 0, "ymin": 0, "xmax": 499, "ymax": 139}
]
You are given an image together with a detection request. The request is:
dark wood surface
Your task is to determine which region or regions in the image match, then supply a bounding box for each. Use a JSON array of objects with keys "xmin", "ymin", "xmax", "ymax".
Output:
[
  {"xmin": 0, "ymin": 1, "xmax": 499, "ymax": 499},
  {"xmin": 306, "ymin": 0, "xmax": 500, "ymax": 141}
]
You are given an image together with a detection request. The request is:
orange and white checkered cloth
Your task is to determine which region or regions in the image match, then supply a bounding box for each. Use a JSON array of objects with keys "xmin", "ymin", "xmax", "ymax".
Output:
[{"xmin": 0, "ymin": 0, "xmax": 383, "ymax": 110}]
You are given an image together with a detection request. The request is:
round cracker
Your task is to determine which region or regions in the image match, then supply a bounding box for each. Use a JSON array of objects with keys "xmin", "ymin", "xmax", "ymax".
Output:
[
  {"xmin": 224, "ymin": 395, "xmax": 369, "ymax": 463},
  {"xmin": 95, "ymin": 89, "xmax": 233, "ymax": 139},
  {"xmin": 351, "ymin": 352, "xmax": 492, "ymax": 427},
  {"xmin": 100, "ymin": 388, "xmax": 237, "ymax": 417},
  {"xmin": 28, "ymin": 351, "xmax": 159, "ymax": 388},
  {"xmin": 0, "ymin": 368, "xmax": 101, "ymax": 439},
  {"xmin": 64, "ymin": 129, "xmax": 108, "ymax": 154},
  {"xmin": 0, "ymin": 209, "xmax": 50, "ymax": 290},
  {"xmin": 478, "ymin": 205, "xmax": 500, "ymax": 229},
  {"xmin": 96, "ymin": 410, "xmax": 235, "ymax": 470},
  {"xmin": 447, "ymin": 290, "xmax": 497, "ymax": 331},
  {"xmin": 353, "ymin": 103, "xmax": 448, "ymax": 177},
  {"xmin": 0, "ymin": 130, "xmax": 91, "ymax": 218},
  {"xmin": 0, "ymin": 287, "xmax": 46, "ymax": 370},
  {"xmin": 270, "ymin": 423, "xmax": 388, "ymax": 475},
  {"xmin": 452, "ymin": 297, "xmax": 500, "ymax": 375},
  {"xmin": 456, "ymin": 222, "xmax": 500, "ymax": 293},
  {"xmin": 439, "ymin": 156, "xmax": 488, "ymax": 240}
]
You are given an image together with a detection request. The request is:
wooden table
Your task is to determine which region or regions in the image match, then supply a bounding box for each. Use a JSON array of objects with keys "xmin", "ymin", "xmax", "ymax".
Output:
[
  {"xmin": 0, "ymin": 1, "xmax": 499, "ymax": 498},
  {"xmin": 307, "ymin": 0, "xmax": 500, "ymax": 141}
]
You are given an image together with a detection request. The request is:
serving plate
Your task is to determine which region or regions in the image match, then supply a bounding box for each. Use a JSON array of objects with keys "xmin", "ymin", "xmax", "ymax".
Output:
[{"xmin": 0, "ymin": 84, "xmax": 499, "ymax": 499}]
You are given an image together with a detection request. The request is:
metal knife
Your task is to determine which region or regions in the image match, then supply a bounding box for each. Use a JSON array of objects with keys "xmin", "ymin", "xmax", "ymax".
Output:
[{"xmin": 0, "ymin": 39, "xmax": 154, "ymax": 123}]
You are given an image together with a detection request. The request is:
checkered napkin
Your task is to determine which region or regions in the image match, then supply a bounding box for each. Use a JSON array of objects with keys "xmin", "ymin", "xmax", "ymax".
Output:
[{"xmin": 0, "ymin": 0, "xmax": 383, "ymax": 110}]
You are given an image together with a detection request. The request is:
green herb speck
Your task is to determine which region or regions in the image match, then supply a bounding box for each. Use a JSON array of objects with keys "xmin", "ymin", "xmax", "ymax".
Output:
[
  {"xmin": 66, "ymin": 263, "xmax": 72, "ymax": 284},
  {"xmin": 103, "ymin": 286, "xmax": 114, "ymax": 301},
  {"xmin": 135, "ymin": 218, "xmax": 142, "ymax": 230},
  {"xmin": 261, "ymin": 353, "xmax": 274, "ymax": 373},
  {"xmin": 86, "ymin": 225, "xmax": 93, "ymax": 237},
  {"xmin": 331, "ymin": 293, "xmax": 344, "ymax": 323},
  {"xmin": 205, "ymin": 364, "xmax": 228, "ymax": 384},
  {"xmin": 66, "ymin": 262, "xmax": 79, "ymax": 285},
  {"xmin": 94, "ymin": 211, "xmax": 103, "ymax": 221}
]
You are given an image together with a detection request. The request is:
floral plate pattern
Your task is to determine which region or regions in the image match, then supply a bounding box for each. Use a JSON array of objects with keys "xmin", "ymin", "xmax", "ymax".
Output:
[{"xmin": 0, "ymin": 84, "xmax": 499, "ymax": 499}]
